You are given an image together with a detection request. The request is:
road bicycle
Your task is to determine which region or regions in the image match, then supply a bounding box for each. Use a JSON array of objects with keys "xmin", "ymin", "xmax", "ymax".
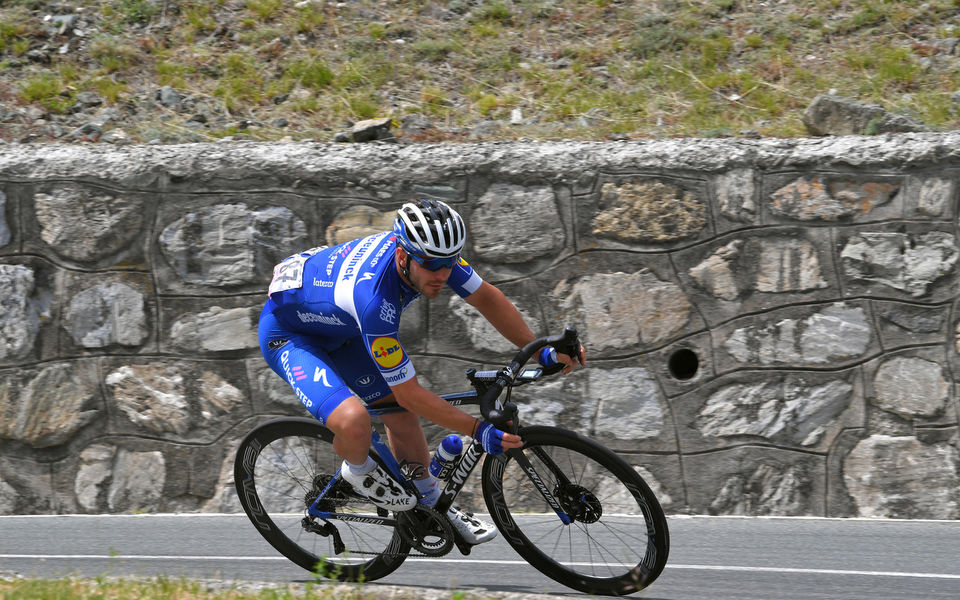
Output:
[{"xmin": 234, "ymin": 327, "xmax": 669, "ymax": 596}]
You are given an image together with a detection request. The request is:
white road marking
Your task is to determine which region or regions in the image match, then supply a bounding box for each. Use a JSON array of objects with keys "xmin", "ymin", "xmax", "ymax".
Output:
[{"xmin": 2, "ymin": 555, "xmax": 959, "ymax": 580}]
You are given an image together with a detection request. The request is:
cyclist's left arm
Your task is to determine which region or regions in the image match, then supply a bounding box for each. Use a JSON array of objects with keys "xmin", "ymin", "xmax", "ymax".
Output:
[
  {"xmin": 466, "ymin": 281, "xmax": 587, "ymax": 374},
  {"xmin": 465, "ymin": 281, "xmax": 586, "ymax": 373},
  {"xmin": 464, "ymin": 281, "xmax": 537, "ymax": 348}
]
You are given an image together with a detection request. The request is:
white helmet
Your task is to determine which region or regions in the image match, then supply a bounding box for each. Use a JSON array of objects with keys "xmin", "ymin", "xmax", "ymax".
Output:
[{"xmin": 393, "ymin": 199, "xmax": 466, "ymax": 258}]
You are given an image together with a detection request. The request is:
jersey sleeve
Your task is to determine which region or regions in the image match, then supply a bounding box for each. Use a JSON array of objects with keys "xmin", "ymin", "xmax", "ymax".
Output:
[{"xmin": 446, "ymin": 257, "xmax": 483, "ymax": 298}]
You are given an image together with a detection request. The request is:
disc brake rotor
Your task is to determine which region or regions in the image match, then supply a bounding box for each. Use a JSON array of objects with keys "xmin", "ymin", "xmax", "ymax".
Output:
[{"xmin": 556, "ymin": 483, "xmax": 603, "ymax": 524}]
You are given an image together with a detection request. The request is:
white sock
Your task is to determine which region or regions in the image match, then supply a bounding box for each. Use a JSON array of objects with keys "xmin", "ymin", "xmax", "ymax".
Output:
[
  {"xmin": 414, "ymin": 476, "xmax": 441, "ymax": 507},
  {"xmin": 344, "ymin": 456, "xmax": 377, "ymax": 476}
]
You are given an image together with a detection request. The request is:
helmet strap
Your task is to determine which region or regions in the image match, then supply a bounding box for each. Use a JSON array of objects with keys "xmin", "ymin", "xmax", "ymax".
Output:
[{"xmin": 397, "ymin": 249, "xmax": 421, "ymax": 294}]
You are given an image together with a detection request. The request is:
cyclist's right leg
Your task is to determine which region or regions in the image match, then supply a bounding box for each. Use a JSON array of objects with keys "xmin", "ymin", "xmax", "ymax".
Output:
[{"xmin": 258, "ymin": 310, "xmax": 415, "ymax": 511}]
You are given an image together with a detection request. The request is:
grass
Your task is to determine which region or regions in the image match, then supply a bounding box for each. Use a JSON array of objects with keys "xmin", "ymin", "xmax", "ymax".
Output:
[
  {"xmin": 0, "ymin": 576, "xmax": 354, "ymax": 600},
  {"xmin": 3, "ymin": 0, "xmax": 960, "ymax": 142},
  {"xmin": 0, "ymin": 575, "xmax": 499, "ymax": 600}
]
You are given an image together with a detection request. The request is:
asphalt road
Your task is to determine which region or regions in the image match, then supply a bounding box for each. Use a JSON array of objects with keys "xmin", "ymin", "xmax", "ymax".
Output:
[{"xmin": 1, "ymin": 514, "xmax": 959, "ymax": 599}]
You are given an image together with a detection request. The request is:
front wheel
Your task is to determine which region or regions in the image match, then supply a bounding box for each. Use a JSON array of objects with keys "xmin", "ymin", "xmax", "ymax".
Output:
[
  {"xmin": 234, "ymin": 417, "xmax": 409, "ymax": 581},
  {"xmin": 482, "ymin": 426, "xmax": 669, "ymax": 596}
]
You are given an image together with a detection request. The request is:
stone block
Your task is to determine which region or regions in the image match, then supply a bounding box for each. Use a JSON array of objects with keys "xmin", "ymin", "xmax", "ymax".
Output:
[
  {"xmin": 22, "ymin": 183, "xmax": 150, "ymax": 268},
  {"xmin": 712, "ymin": 168, "xmax": 759, "ymax": 228},
  {"xmin": 102, "ymin": 358, "xmax": 251, "ymax": 443},
  {"xmin": 509, "ymin": 361, "xmax": 678, "ymax": 453},
  {"xmin": 60, "ymin": 271, "xmax": 156, "ymax": 355},
  {"xmin": 763, "ymin": 172, "xmax": 904, "ymax": 223},
  {"xmin": 0, "ymin": 185, "xmax": 18, "ymax": 254},
  {"xmin": 842, "ymin": 432, "xmax": 960, "ymax": 519},
  {"xmin": 0, "ymin": 257, "xmax": 59, "ymax": 366},
  {"xmin": 159, "ymin": 296, "xmax": 261, "ymax": 358},
  {"xmin": 838, "ymin": 223, "xmax": 960, "ymax": 301},
  {"xmin": 712, "ymin": 301, "xmax": 877, "ymax": 373},
  {"xmin": 672, "ymin": 367, "xmax": 864, "ymax": 454},
  {"xmin": 615, "ymin": 453, "xmax": 685, "ymax": 514},
  {"xmin": 575, "ymin": 174, "xmax": 713, "ymax": 252},
  {"xmin": 862, "ymin": 346, "xmax": 956, "ymax": 427},
  {"xmin": 0, "ymin": 360, "xmax": 104, "ymax": 449},
  {"xmin": 535, "ymin": 252, "xmax": 704, "ymax": 356},
  {"xmin": 0, "ymin": 455, "xmax": 54, "ymax": 515},
  {"xmin": 670, "ymin": 227, "xmax": 839, "ymax": 326},
  {"xmin": 874, "ymin": 299, "xmax": 949, "ymax": 350},
  {"xmin": 683, "ymin": 446, "xmax": 827, "ymax": 516},
  {"xmin": 470, "ymin": 182, "xmax": 568, "ymax": 264},
  {"xmin": 902, "ymin": 174, "xmax": 956, "ymax": 219},
  {"xmin": 153, "ymin": 195, "xmax": 312, "ymax": 295}
]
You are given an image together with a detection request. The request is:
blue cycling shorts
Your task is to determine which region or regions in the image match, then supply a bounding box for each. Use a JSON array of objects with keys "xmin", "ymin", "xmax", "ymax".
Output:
[{"xmin": 258, "ymin": 305, "xmax": 394, "ymax": 423}]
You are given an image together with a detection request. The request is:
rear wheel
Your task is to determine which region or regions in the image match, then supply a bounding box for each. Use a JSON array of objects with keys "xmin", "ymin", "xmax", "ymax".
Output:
[
  {"xmin": 234, "ymin": 417, "xmax": 409, "ymax": 581},
  {"xmin": 482, "ymin": 425, "xmax": 669, "ymax": 595}
]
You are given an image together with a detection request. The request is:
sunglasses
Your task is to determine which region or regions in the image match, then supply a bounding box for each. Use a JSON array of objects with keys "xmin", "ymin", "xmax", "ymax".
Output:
[{"xmin": 408, "ymin": 253, "xmax": 459, "ymax": 271}]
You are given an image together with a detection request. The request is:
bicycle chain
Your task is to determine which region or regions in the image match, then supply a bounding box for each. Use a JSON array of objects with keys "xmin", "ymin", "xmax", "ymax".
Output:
[{"xmin": 307, "ymin": 498, "xmax": 454, "ymax": 558}]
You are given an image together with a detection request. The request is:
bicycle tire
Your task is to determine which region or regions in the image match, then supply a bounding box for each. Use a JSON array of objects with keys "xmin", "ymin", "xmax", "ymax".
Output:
[
  {"xmin": 481, "ymin": 425, "xmax": 669, "ymax": 596},
  {"xmin": 234, "ymin": 416, "xmax": 409, "ymax": 581}
]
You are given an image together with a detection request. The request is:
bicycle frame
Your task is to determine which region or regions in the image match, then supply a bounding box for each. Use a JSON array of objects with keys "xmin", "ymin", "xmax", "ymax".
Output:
[
  {"xmin": 305, "ymin": 387, "xmax": 575, "ymax": 529},
  {"xmin": 304, "ymin": 391, "xmax": 482, "ymax": 523}
]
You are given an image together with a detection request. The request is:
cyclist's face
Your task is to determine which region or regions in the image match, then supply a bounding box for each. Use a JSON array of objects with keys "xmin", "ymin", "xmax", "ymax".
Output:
[{"xmin": 398, "ymin": 249, "xmax": 452, "ymax": 298}]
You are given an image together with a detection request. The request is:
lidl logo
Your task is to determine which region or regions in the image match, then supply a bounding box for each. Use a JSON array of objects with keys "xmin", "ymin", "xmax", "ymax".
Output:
[{"xmin": 371, "ymin": 336, "xmax": 404, "ymax": 369}]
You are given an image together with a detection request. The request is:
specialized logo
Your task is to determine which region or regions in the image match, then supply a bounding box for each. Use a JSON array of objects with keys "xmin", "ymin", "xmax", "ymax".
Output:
[
  {"xmin": 297, "ymin": 311, "xmax": 347, "ymax": 326},
  {"xmin": 371, "ymin": 336, "xmax": 404, "ymax": 369},
  {"xmin": 379, "ymin": 299, "xmax": 397, "ymax": 324}
]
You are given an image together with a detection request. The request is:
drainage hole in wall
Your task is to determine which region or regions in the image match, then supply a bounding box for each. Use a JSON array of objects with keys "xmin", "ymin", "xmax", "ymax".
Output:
[{"xmin": 667, "ymin": 348, "xmax": 699, "ymax": 380}]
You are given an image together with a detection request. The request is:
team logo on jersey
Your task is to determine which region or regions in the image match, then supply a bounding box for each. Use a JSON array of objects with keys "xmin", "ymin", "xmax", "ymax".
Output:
[
  {"xmin": 380, "ymin": 299, "xmax": 397, "ymax": 324},
  {"xmin": 370, "ymin": 336, "xmax": 404, "ymax": 369},
  {"xmin": 458, "ymin": 257, "xmax": 469, "ymax": 267},
  {"xmin": 356, "ymin": 374, "xmax": 376, "ymax": 387}
]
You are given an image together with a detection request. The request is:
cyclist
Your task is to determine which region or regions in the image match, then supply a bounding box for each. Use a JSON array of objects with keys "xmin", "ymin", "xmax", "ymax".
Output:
[{"xmin": 258, "ymin": 199, "xmax": 586, "ymax": 544}]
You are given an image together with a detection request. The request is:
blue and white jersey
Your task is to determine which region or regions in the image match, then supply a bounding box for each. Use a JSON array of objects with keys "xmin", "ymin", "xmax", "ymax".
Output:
[{"xmin": 265, "ymin": 232, "xmax": 483, "ymax": 386}]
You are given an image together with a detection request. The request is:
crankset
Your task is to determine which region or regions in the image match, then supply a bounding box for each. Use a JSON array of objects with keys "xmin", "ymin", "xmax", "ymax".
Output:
[{"xmin": 395, "ymin": 505, "xmax": 454, "ymax": 556}]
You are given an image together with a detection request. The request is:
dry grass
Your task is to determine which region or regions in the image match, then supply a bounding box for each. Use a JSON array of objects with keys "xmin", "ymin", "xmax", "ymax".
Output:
[{"xmin": 2, "ymin": 0, "xmax": 960, "ymax": 142}]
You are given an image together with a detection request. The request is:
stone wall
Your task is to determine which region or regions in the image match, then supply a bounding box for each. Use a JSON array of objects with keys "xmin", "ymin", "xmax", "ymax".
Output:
[{"xmin": 1, "ymin": 135, "xmax": 959, "ymax": 518}]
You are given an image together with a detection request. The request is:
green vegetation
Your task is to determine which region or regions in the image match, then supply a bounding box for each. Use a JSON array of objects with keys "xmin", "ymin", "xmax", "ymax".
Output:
[
  {"xmin": 2, "ymin": 0, "xmax": 960, "ymax": 142},
  {"xmin": 0, "ymin": 574, "xmax": 499, "ymax": 600},
  {"xmin": 0, "ymin": 576, "xmax": 393, "ymax": 600}
]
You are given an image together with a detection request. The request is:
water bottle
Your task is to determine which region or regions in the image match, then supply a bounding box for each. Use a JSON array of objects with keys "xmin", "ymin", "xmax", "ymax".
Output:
[{"xmin": 429, "ymin": 434, "xmax": 463, "ymax": 480}]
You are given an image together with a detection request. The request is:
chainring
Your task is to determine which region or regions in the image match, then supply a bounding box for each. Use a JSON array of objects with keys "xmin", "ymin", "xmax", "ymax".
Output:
[{"xmin": 395, "ymin": 505, "xmax": 454, "ymax": 556}]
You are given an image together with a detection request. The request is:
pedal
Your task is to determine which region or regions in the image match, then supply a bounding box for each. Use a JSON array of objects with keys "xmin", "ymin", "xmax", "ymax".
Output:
[{"xmin": 454, "ymin": 539, "xmax": 473, "ymax": 556}]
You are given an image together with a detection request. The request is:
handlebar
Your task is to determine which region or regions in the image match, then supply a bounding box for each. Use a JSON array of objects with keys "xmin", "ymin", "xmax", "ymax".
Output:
[{"xmin": 479, "ymin": 326, "xmax": 581, "ymax": 428}]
